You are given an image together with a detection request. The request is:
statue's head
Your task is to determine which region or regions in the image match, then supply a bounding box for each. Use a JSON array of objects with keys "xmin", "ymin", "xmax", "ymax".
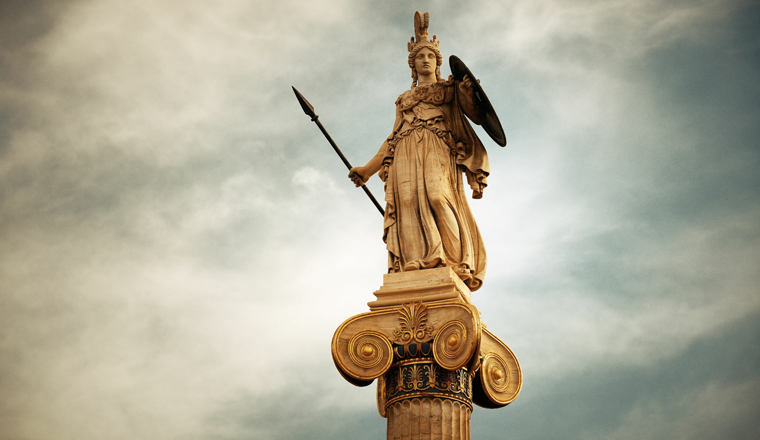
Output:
[{"xmin": 407, "ymin": 11, "xmax": 443, "ymax": 86}]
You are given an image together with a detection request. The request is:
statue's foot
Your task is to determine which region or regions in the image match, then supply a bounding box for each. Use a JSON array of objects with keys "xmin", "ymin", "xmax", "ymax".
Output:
[{"xmin": 403, "ymin": 261, "xmax": 421, "ymax": 271}]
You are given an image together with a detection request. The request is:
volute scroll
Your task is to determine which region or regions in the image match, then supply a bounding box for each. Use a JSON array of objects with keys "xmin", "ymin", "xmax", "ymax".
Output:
[
  {"xmin": 331, "ymin": 300, "xmax": 483, "ymax": 383},
  {"xmin": 432, "ymin": 317, "xmax": 480, "ymax": 371},
  {"xmin": 332, "ymin": 312, "xmax": 397, "ymax": 383},
  {"xmin": 472, "ymin": 328, "xmax": 522, "ymax": 408}
]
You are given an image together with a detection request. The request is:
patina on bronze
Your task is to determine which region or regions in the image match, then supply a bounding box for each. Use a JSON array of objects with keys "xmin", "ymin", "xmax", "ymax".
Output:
[{"xmin": 449, "ymin": 55, "xmax": 507, "ymax": 147}]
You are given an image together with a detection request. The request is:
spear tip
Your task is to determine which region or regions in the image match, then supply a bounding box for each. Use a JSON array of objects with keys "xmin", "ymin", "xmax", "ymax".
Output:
[{"xmin": 292, "ymin": 86, "xmax": 317, "ymax": 120}]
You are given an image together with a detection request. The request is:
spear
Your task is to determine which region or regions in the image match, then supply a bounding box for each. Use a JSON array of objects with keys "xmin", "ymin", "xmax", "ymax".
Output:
[{"xmin": 292, "ymin": 86, "xmax": 385, "ymax": 217}]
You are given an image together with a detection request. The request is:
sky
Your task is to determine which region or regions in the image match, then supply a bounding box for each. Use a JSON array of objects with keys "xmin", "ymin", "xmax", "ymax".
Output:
[{"xmin": 0, "ymin": 0, "xmax": 758, "ymax": 439}]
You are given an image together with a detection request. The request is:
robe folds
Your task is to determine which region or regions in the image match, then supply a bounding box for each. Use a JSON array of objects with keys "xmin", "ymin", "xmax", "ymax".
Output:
[{"xmin": 379, "ymin": 78, "xmax": 489, "ymax": 291}]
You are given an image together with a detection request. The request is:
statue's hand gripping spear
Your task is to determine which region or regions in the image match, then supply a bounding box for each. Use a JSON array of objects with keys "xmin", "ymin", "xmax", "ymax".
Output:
[{"xmin": 292, "ymin": 86, "xmax": 385, "ymax": 217}]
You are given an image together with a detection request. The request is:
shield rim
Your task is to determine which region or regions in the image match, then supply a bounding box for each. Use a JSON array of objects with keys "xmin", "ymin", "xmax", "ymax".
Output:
[{"xmin": 449, "ymin": 55, "xmax": 507, "ymax": 147}]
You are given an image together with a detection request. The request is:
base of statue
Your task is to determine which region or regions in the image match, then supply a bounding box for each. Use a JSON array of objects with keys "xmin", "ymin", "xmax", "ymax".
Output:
[
  {"xmin": 331, "ymin": 267, "xmax": 521, "ymax": 440},
  {"xmin": 368, "ymin": 267, "xmax": 473, "ymax": 311}
]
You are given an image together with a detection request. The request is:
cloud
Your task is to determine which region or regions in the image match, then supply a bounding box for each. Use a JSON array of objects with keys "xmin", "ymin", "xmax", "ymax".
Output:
[
  {"xmin": 472, "ymin": 312, "xmax": 760, "ymax": 440},
  {"xmin": 1, "ymin": 0, "xmax": 759, "ymax": 439},
  {"xmin": 598, "ymin": 379, "xmax": 760, "ymax": 439}
]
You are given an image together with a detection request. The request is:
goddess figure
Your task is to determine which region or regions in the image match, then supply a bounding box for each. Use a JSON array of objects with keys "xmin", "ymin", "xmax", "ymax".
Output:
[{"xmin": 349, "ymin": 12, "xmax": 493, "ymax": 291}]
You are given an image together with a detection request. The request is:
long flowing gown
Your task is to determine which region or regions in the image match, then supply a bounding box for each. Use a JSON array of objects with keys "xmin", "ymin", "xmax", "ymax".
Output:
[{"xmin": 378, "ymin": 78, "xmax": 490, "ymax": 291}]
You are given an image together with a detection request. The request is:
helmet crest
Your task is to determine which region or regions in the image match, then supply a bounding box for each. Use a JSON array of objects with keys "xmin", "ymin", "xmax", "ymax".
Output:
[{"xmin": 407, "ymin": 11, "xmax": 440, "ymax": 53}]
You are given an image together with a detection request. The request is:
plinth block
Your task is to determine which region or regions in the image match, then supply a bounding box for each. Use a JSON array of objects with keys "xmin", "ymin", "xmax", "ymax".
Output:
[{"xmin": 368, "ymin": 268, "xmax": 473, "ymax": 311}]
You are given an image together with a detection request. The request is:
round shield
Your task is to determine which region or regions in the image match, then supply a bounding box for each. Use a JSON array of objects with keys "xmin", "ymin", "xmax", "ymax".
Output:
[{"xmin": 449, "ymin": 55, "xmax": 507, "ymax": 147}]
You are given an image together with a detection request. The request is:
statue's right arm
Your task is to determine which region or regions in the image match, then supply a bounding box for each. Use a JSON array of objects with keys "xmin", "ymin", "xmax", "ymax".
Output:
[
  {"xmin": 349, "ymin": 106, "xmax": 403, "ymax": 187},
  {"xmin": 349, "ymin": 142, "xmax": 388, "ymax": 187}
]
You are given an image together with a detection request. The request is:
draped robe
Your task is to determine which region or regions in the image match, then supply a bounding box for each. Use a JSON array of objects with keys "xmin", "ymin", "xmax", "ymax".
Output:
[{"xmin": 378, "ymin": 78, "xmax": 490, "ymax": 291}]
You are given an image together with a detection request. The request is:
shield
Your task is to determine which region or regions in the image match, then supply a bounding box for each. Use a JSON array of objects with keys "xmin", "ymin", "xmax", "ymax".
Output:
[{"xmin": 449, "ymin": 55, "xmax": 507, "ymax": 147}]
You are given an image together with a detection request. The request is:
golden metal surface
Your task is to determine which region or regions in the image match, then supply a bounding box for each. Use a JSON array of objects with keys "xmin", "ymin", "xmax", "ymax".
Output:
[
  {"xmin": 376, "ymin": 375, "xmax": 387, "ymax": 418},
  {"xmin": 384, "ymin": 360, "xmax": 473, "ymax": 411},
  {"xmin": 447, "ymin": 333, "xmax": 459, "ymax": 347},
  {"xmin": 433, "ymin": 318, "xmax": 477, "ymax": 370},
  {"xmin": 362, "ymin": 344, "xmax": 376, "ymax": 357},
  {"xmin": 332, "ymin": 301, "xmax": 484, "ymax": 384},
  {"xmin": 490, "ymin": 364, "xmax": 504, "ymax": 382},
  {"xmin": 393, "ymin": 302, "xmax": 435, "ymax": 345},
  {"xmin": 335, "ymin": 330, "xmax": 394, "ymax": 381},
  {"xmin": 478, "ymin": 349, "xmax": 520, "ymax": 405},
  {"xmin": 349, "ymin": 332, "xmax": 385, "ymax": 369}
]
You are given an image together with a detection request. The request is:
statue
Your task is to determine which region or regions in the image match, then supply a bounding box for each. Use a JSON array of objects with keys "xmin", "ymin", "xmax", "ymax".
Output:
[
  {"xmin": 348, "ymin": 11, "xmax": 502, "ymax": 291},
  {"xmin": 293, "ymin": 13, "xmax": 520, "ymax": 440}
]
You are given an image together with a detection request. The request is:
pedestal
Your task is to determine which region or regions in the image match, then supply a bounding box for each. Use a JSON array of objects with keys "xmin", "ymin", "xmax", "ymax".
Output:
[
  {"xmin": 368, "ymin": 267, "xmax": 473, "ymax": 310},
  {"xmin": 331, "ymin": 268, "xmax": 521, "ymax": 439}
]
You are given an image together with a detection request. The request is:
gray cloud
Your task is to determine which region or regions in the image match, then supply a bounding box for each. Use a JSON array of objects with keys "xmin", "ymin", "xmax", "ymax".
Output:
[
  {"xmin": 473, "ymin": 311, "xmax": 760, "ymax": 440},
  {"xmin": 1, "ymin": 0, "xmax": 758, "ymax": 439}
]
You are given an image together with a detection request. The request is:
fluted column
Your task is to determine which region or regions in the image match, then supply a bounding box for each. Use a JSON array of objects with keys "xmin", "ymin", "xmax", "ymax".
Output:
[
  {"xmin": 386, "ymin": 398, "xmax": 471, "ymax": 440},
  {"xmin": 380, "ymin": 345, "xmax": 473, "ymax": 440}
]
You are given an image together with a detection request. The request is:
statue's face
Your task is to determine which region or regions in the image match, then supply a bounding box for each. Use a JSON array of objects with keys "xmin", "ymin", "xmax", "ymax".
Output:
[{"xmin": 414, "ymin": 47, "xmax": 436, "ymax": 76}]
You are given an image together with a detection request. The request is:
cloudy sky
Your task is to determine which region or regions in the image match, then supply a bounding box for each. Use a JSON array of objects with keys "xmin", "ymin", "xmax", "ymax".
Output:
[{"xmin": 1, "ymin": 0, "xmax": 758, "ymax": 439}]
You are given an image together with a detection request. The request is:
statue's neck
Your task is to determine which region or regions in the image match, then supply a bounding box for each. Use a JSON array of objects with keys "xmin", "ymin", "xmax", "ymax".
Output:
[{"xmin": 417, "ymin": 72, "xmax": 437, "ymax": 87}]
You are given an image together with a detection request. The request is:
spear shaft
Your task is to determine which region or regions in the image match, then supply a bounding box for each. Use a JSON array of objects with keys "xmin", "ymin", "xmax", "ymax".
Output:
[{"xmin": 292, "ymin": 86, "xmax": 385, "ymax": 217}]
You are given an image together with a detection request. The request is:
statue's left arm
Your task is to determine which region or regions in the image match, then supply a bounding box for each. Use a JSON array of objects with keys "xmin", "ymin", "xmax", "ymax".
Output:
[
  {"xmin": 445, "ymin": 75, "xmax": 490, "ymax": 199},
  {"xmin": 457, "ymin": 75, "xmax": 484, "ymax": 125}
]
